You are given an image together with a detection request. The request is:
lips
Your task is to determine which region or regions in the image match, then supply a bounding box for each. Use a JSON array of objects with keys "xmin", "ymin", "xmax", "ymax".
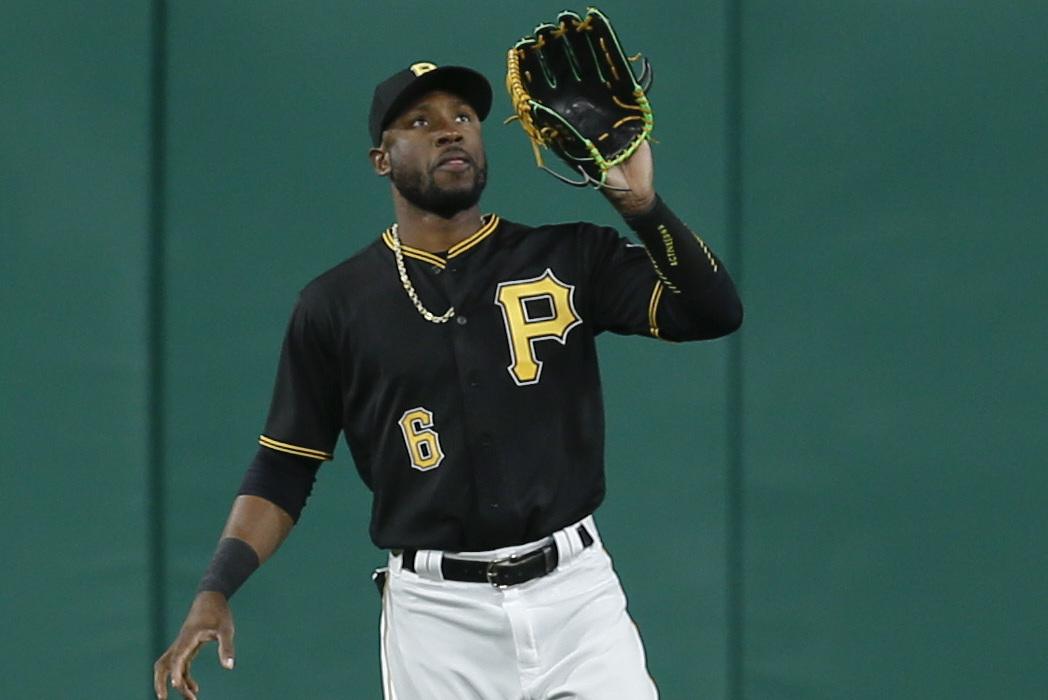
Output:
[{"xmin": 434, "ymin": 149, "xmax": 474, "ymax": 171}]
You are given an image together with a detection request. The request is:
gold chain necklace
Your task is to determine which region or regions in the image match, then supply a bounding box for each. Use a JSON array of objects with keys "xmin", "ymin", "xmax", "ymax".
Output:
[{"xmin": 390, "ymin": 224, "xmax": 455, "ymax": 324}]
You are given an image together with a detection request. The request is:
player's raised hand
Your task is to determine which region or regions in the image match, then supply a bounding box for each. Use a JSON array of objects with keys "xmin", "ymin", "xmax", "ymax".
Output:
[
  {"xmin": 153, "ymin": 592, "xmax": 236, "ymax": 700},
  {"xmin": 602, "ymin": 140, "xmax": 656, "ymax": 216}
]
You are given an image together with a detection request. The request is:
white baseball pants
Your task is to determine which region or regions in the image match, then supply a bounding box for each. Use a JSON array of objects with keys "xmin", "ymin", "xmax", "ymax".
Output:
[{"xmin": 379, "ymin": 515, "xmax": 659, "ymax": 699}]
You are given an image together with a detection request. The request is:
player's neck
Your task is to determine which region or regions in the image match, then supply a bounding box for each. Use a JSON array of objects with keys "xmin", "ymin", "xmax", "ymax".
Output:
[{"xmin": 393, "ymin": 202, "xmax": 484, "ymax": 254}]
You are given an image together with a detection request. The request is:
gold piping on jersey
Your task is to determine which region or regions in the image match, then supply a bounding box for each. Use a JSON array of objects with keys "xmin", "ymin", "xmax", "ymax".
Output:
[
  {"xmin": 379, "ymin": 215, "xmax": 501, "ymax": 267},
  {"xmin": 382, "ymin": 230, "xmax": 447, "ymax": 268},
  {"xmin": 647, "ymin": 280, "xmax": 663, "ymax": 338},
  {"xmin": 258, "ymin": 435, "xmax": 333, "ymax": 461},
  {"xmin": 446, "ymin": 214, "xmax": 500, "ymax": 258}
]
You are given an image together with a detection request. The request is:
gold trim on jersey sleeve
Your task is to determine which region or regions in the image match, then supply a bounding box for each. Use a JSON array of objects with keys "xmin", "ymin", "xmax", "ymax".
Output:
[
  {"xmin": 259, "ymin": 435, "xmax": 333, "ymax": 461},
  {"xmin": 447, "ymin": 215, "xmax": 501, "ymax": 258},
  {"xmin": 382, "ymin": 230, "xmax": 447, "ymax": 268},
  {"xmin": 647, "ymin": 280, "xmax": 663, "ymax": 338}
]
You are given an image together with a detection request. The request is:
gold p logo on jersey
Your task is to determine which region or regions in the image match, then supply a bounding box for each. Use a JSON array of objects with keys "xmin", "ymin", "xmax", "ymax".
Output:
[
  {"xmin": 495, "ymin": 269, "xmax": 582, "ymax": 386},
  {"xmin": 410, "ymin": 62, "xmax": 438, "ymax": 77}
]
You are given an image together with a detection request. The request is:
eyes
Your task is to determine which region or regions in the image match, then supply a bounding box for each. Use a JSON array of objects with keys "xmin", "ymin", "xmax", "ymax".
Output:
[{"xmin": 408, "ymin": 112, "xmax": 473, "ymax": 129}]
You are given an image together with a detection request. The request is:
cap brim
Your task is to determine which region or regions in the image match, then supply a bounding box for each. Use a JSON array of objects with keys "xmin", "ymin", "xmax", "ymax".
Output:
[{"xmin": 379, "ymin": 66, "xmax": 492, "ymax": 140}]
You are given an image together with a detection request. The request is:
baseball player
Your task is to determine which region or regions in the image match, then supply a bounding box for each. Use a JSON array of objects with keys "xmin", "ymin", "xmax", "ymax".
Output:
[{"xmin": 154, "ymin": 47, "xmax": 741, "ymax": 700}]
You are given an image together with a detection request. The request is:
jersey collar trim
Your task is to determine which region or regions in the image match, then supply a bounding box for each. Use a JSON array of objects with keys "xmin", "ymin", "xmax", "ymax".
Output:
[
  {"xmin": 381, "ymin": 230, "xmax": 447, "ymax": 267},
  {"xmin": 447, "ymin": 214, "xmax": 500, "ymax": 258},
  {"xmin": 381, "ymin": 214, "xmax": 501, "ymax": 269}
]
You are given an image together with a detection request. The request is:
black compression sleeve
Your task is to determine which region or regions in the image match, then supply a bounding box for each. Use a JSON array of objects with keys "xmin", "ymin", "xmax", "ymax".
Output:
[
  {"xmin": 197, "ymin": 537, "xmax": 260, "ymax": 600},
  {"xmin": 623, "ymin": 195, "xmax": 743, "ymax": 336},
  {"xmin": 238, "ymin": 447, "xmax": 321, "ymax": 523},
  {"xmin": 622, "ymin": 194, "xmax": 727, "ymax": 298}
]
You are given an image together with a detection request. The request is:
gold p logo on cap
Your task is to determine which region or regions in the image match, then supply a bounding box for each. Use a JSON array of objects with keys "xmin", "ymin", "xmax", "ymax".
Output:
[{"xmin": 410, "ymin": 62, "xmax": 437, "ymax": 76}]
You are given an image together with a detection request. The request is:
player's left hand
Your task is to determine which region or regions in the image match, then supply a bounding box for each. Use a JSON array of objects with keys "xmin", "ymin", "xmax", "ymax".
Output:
[{"xmin": 601, "ymin": 140, "xmax": 656, "ymax": 217}]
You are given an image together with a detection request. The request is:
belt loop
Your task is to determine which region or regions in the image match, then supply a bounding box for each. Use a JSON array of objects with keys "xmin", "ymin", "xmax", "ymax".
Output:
[
  {"xmin": 552, "ymin": 528, "xmax": 575, "ymax": 563},
  {"xmin": 414, "ymin": 550, "xmax": 445, "ymax": 581},
  {"xmin": 579, "ymin": 514, "xmax": 598, "ymax": 548}
]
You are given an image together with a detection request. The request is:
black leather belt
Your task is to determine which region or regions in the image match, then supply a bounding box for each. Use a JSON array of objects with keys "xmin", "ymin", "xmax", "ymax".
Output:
[{"xmin": 402, "ymin": 524, "xmax": 594, "ymax": 587}]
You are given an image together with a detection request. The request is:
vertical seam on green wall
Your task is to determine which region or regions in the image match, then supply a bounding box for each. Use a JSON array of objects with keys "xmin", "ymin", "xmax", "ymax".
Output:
[
  {"xmin": 147, "ymin": 0, "xmax": 169, "ymax": 666},
  {"xmin": 725, "ymin": 0, "xmax": 745, "ymax": 699}
]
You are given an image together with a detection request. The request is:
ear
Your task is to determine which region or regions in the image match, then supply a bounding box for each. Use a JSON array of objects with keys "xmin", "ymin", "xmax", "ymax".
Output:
[{"xmin": 369, "ymin": 146, "xmax": 391, "ymax": 176}]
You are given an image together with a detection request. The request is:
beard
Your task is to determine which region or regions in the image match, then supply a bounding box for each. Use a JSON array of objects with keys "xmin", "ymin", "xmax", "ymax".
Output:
[{"xmin": 390, "ymin": 157, "xmax": 488, "ymax": 219}]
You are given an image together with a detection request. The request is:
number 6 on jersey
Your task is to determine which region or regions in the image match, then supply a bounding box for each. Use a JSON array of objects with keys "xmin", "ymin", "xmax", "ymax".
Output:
[{"xmin": 398, "ymin": 407, "xmax": 446, "ymax": 471}]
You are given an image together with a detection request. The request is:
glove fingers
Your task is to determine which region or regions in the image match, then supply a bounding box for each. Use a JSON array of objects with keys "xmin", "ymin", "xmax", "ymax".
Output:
[
  {"xmin": 512, "ymin": 37, "xmax": 548, "ymax": 97},
  {"xmin": 582, "ymin": 8, "xmax": 642, "ymax": 91},
  {"xmin": 534, "ymin": 23, "xmax": 577, "ymax": 88},
  {"xmin": 581, "ymin": 8, "xmax": 653, "ymax": 160},
  {"xmin": 515, "ymin": 20, "xmax": 580, "ymax": 94},
  {"xmin": 559, "ymin": 10, "xmax": 607, "ymax": 85}
]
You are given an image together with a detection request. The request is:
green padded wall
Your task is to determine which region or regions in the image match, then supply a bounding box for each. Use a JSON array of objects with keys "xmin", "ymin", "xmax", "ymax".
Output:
[
  {"xmin": 0, "ymin": 3, "xmax": 153, "ymax": 696},
  {"xmin": 739, "ymin": 3, "xmax": 1048, "ymax": 698}
]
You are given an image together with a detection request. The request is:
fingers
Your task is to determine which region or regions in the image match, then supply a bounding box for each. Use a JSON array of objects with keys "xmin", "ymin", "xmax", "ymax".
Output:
[
  {"xmin": 155, "ymin": 656, "xmax": 197, "ymax": 700},
  {"xmin": 155, "ymin": 632, "xmax": 211, "ymax": 700},
  {"xmin": 172, "ymin": 668, "xmax": 199, "ymax": 700},
  {"xmin": 168, "ymin": 651, "xmax": 199, "ymax": 700},
  {"xmin": 216, "ymin": 622, "xmax": 236, "ymax": 670},
  {"xmin": 153, "ymin": 656, "xmax": 168, "ymax": 699}
]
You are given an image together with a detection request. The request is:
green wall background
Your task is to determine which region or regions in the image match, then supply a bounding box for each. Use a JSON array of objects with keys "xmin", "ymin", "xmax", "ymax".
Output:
[{"xmin": 3, "ymin": 1, "xmax": 1045, "ymax": 698}]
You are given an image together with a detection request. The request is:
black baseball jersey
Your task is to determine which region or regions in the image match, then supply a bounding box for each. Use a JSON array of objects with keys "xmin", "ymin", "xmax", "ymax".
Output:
[{"xmin": 255, "ymin": 212, "xmax": 738, "ymax": 551}]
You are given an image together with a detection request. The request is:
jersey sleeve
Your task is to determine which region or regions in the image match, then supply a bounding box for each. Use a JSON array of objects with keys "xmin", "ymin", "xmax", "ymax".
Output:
[
  {"xmin": 584, "ymin": 225, "xmax": 666, "ymax": 337},
  {"xmin": 257, "ymin": 292, "xmax": 343, "ymax": 461}
]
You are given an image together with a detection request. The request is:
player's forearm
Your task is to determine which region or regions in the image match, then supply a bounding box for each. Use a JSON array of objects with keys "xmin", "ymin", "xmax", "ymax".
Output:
[
  {"xmin": 220, "ymin": 494, "xmax": 295, "ymax": 565},
  {"xmin": 195, "ymin": 495, "xmax": 294, "ymax": 601},
  {"xmin": 622, "ymin": 195, "xmax": 725, "ymax": 294},
  {"xmin": 623, "ymin": 195, "xmax": 743, "ymax": 335}
]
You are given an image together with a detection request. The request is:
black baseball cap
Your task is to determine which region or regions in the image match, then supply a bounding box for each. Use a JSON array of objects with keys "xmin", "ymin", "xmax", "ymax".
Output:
[{"xmin": 368, "ymin": 62, "xmax": 492, "ymax": 146}]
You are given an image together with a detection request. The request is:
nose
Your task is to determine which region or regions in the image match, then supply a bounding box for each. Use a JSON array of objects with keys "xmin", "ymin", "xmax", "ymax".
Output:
[
  {"xmin": 430, "ymin": 111, "xmax": 464, "ymax": 146},
  {"xmin": 435, "ymin": 127, "xmax": 463, "ymax": 147}
]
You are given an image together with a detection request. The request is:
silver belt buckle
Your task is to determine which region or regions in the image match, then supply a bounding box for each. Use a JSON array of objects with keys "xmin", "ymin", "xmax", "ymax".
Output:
[{"xmin": 485, "ymin": 554, "xmax": 519, "ymax": 588}]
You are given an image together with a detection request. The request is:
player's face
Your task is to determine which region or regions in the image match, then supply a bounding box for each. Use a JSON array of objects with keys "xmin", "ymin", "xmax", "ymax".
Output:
[{"xmin": 380, "ymin": 90, "xmax": 488, "ymax": 218}]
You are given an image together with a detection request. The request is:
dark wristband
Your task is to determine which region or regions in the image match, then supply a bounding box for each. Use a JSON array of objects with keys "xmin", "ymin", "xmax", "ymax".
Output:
[{"xmin": 197, "ymin": 537, "xmax": 260, "ymax": 600}]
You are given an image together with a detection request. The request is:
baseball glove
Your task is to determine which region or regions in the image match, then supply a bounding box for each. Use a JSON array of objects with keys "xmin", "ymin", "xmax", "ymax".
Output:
[{"xmin": 506, "ymin": 7, "xmax": 654, "ymax": 189}]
